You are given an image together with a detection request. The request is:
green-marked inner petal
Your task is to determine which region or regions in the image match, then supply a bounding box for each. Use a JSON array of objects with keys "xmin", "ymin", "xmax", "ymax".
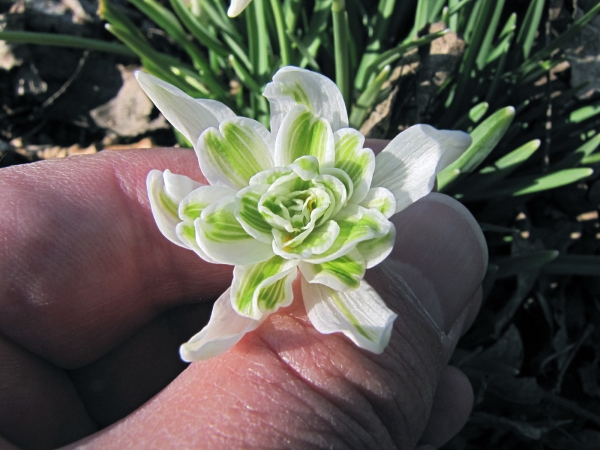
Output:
[
  {"xmin": 179, "ymin": 185, "xmax": 236, "ymax": 222},
  {"xmin": 235, "ymin": 185, "xmax": 273, "ymax": 243},
  {"xmin": 275, "ymin": 105, "xmax": 334, "ymax": 167},
  {"xmin": 231, "ymin": 256, "xmax": 298, "ymax": 319},
  {"xmin": 300, "ymin": 248, "xmax": 365, "ymax": 291},
  {"xmin": 281, "ymin": 81, "xmax": 310, "ymax": 106},
  {"xmin": 334, "ymin": 129, "xmax": 375, "ymax": 204},
  {"xmin": 159, "ymin": 190, "xmax": 179, "ymax": 219},
  {"xmin": 304, "ymin": 205, "xmax": 391, "ymax": 264},
  {"xmin": 359, "ymin": 187, "xmax": 397, "ymax": 219},
  {"xmin": 356, "ymin": 225, "xmax": 396, "ymax": 269},
  {"xmin": 273, "ymin": 219, "xmax": 340, "ymax": 259},
  {"xmin": 198, "ymin": 117, "xmax": 273, "ymax": 189},
  {"xmin": 196, "ymin": 197, "xmax": 273, "ymax": 265}
]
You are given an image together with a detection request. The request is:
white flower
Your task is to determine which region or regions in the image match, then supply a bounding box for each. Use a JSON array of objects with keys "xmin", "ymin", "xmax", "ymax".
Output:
[
  {"xmin": 136, "ymin": 66, "xmax": 471, "ymax": 361},
  {"xmin": 227, "ymin": 0, "xmax": 252, "ymax": 17}
]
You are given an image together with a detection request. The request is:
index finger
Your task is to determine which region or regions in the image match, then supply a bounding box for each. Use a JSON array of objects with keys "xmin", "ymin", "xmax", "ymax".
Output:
[{"xmin": 0, "ymin": 149, "xmax": 232, "ymax": 368}]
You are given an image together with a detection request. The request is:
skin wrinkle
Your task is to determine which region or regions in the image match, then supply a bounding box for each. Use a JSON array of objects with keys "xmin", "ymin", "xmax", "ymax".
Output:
[
  {"xmin": 239, "ymin": 341, "xmax": 355, "ymax": 449},
  {"xmin": 252, "ymin": 319, "xmax": 383, "ymax": 449}
]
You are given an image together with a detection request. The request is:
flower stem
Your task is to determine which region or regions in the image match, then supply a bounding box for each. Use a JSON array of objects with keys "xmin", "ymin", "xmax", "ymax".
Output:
[
  {"xmin": 332, "ymin": 0, "xmax": 350, "ymax": 111},
  {"xmin": 270, "ymin": 0, "xmax": 291, "ymax": 66}
]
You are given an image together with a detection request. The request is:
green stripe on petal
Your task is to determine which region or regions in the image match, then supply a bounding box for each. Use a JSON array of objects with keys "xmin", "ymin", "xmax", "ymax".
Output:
[
  {"xmin": 235, "ymin": 185, "xmax": 273, "ymax": 243},
  {"xmin": 299, "ymin": 248, "xmax": 366, "ymax": 291},
  {"xmin": 356, "ymin": 225, "xmax": 396, "ymax": 269},
  {"xmin": 231, "ymin": 257, "xmax": 298, "ymax": 319},
  {"xmin": 274, "ymin": 105, "xmax": 335, "ymax": 167},
  {"xmin": 273, "ymin": 220, "xmax": 340, "ymax": 260},
  {"xmin": 179, "ymin": 185, "xmax": 236, "ymax": 222},
  {"xmin": 301, "ymin": 277, "xmax": 397, "ymax": 354},
  {"xmin": 147, "ymin": 169, "xmax": 202, "ymax": 249},
  {"xmin": 334, "ymin": 129, "xmax": 375, "ymax": 204},
  {"xmin": 197, "ymin": 117, "xmax": 274, "ymax": 189},
  {"xmin": 196, "ymin": 196, "xmax": 274, "ymax": 265},
  {"xmin": 175, "ymin": 222, "xmax": 218, "ymax": 263},
  {"xmin": 263, "ymin": 66, "xmax": 349, "ymax": 136},
  {"xmin": 304, "ymin": 205, "xmax": 391, "ymax": 264},
  {"xmin": 359, "ymin": 187, "xmax": 397, "ymax": 219}
]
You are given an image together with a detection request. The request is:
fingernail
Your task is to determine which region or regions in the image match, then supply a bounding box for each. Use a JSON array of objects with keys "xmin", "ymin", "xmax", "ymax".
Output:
[{"xmin": 385, "ymin": 193, "xmax": 488, "ymax": 334}]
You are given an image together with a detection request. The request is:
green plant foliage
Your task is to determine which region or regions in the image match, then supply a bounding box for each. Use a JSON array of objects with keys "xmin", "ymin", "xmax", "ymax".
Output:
[{"xmin": 5, "ymin": 1, "xmax": 600, "ymax": 447}]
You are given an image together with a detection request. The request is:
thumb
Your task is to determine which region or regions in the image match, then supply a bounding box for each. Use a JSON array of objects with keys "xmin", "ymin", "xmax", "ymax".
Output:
[{"xmin": 365, "ymin": 192, "xmax": 488, "ymax": 446}]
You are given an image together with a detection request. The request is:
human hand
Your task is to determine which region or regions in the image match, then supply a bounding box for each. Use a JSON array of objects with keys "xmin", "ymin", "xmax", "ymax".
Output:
[{"xmin": 0, "ymin": 143, "xmax": 486, "ymax": 449}]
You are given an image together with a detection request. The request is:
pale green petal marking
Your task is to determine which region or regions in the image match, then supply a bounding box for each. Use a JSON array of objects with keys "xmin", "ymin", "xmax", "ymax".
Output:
[
  {"xmin": 196, "ymin": 196, "xmax": 273, "ymax": 265},
  {"xmin": 147, "ymin": 169, "xmax": 202, "ymax": 249},
  {"xmin": 334, "ymin": 129, "xmax": 375, "ymax": 204},
  {"xmin": 304, "ymin": 205, "xmax": 391, "ymax": 264},
  {"xmin": 197, "ymin": 117, "xmax": 273, "ymax": 189},
  {"xmin": 273, "ymin": 219, "xmax": 340, "ymax": 259},
  {"xmin": 359, "ymin": 187, "xmax": 397, "ymax": 219},
  {"xmin": 231, "ymin": 257, "xmax": 298, "ymax": 319},
  {"xmin": 288, "ymin": 155, "xmax": 320, "ymax": 180},
  {"xmin": 301, "ymin": 277, "xmax": 397, "ymax": 354},
  {"xmin": 250, "ymin": 167, "xmax": 292, "ymax": 186},
  {"xmin": 235, "ymin": 185, "xmax": 273, "ymax": 243},
  {"xmin": 299, "ymin": 248, "xmax": 365, "ymax": 291},
  {"xmin": 356, "ymin": 225, "xmax": 396, "ymax": 269},
  {"xmin": 179, "ymin": 185, "xmax": 236, "ymax": 222},
  {"xmin": 274, "ymin": 105, "xmax": 335, "ymax": 167}
]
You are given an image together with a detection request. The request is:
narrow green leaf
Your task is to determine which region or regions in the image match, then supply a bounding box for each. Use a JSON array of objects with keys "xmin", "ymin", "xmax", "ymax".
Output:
[
  {"xmin": 475, "ymin": 0, "xmax": 505, "ymax": 70},
  {"xmin": 0, "ymin": 30, "xmax": 135, "ymax": 57},
  {"xmin": 170, "ymin": 0, "xmax": 229, "ymax": 57},
  {"xmin": 582, "ymin": 152, "xmax": 600, "ymax": 165},
  {"xmin": 365, "ymin": 29, "xmax": 450, "ymax": 80},
  {"xmin": 447, "ymin": 0, "xmax": 474, "ymax": 16},
  {"xmin": 515, "ymin": 0, "xmax": 545, "ymax": 60},
  {"xmin": 541, "ymin": 255, "xmax": 600, "ymax": 276},
  {"xmin": 553, "ymin": 133, "xmax": 600, "ymax": 170},
  {"xmin": 457, "ymin": 139, "xmax": 540, "ymax": 192},
  {"xmin": 353, "ymin": 0, "xmax": 396, "ymax": 91},
  {"xmin": 229, "ymin": 55, "xmax": 263, "ymax": 94},
  {"xmin": 128, "ymin": 0, "xmax": 211, "ymax": 74},
  {"xmin": 299, "ymin": 0, "xmax": 332, "ymax": 68},
  {"xmin": 270, "ymin": 0, "xmax": 291, "ymax": 66},
  {"xmin": 349, "ymin": 65, "xmax": 391, "ymax": 129},
  {"xmin": 286, "ymin": 30, "xmax": 320, "ymax": 70},
  {"xmin": 332, "ymin": 0, "xmax": 350, "ymax": 111},
  {"xmin": 463, "ymin": 168, "xmax": 594, "ymax": 200},
  {"xmin": 511, "ymin": 2, "xmax": 600, "ymax": 80},
  {"xmin": 453, "ymin": 101, "xmax": 489, "ymax": 129},
  {"xmin": 438, "ymin": 106, "xmax": 516, "ymax": 191},
  {"xmin": 493, "ymin": 251, "xmax": 560, "ymax": 279}
]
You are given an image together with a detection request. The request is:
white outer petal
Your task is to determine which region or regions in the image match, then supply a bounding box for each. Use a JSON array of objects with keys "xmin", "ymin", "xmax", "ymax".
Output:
[
  {"xmin": 372, "ymin": 125, "xmax": 471, "ymax": 214},
  {"xmin": 180, "ymin": 288, "xmax": 263, "ymax": 361},
  {"xmin": 301, "ymin": 277, "xmax": 397, "ymax": 354},
  {"xmin": 135, "ymin": 71, "xmax": 235, "ymax": 148},
  {"xmin": 264, "ymin": 66, "xmax": 348, "ymax": 136},
  {"xmin": 147, "ymin": 169, "xmax": 202, "ymax": 248},
  {"xmin": 227, "ymin": 0, "xmax": 253, "ymax": 17}
]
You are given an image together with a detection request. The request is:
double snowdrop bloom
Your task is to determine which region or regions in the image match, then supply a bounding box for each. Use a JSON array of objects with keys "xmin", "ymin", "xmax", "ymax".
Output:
[{"xmin": 136, "ymin": 66, "xmax": 471, "ymax": 361}]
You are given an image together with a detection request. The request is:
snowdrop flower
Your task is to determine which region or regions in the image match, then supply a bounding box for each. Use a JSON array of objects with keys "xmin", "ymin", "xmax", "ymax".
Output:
[
  {"xmin": 136, "ymin": 66, "xmax": 471, "ymax": 361},
  {"xmin": 227, "ymin": 0, "xmax": 252, "ymax": 17}
]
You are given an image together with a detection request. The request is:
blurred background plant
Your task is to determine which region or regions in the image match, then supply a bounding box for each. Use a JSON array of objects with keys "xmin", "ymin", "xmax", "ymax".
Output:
[{"xmin": 2, "ymin": 0, "xmax": 600, "ymax": 448}]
